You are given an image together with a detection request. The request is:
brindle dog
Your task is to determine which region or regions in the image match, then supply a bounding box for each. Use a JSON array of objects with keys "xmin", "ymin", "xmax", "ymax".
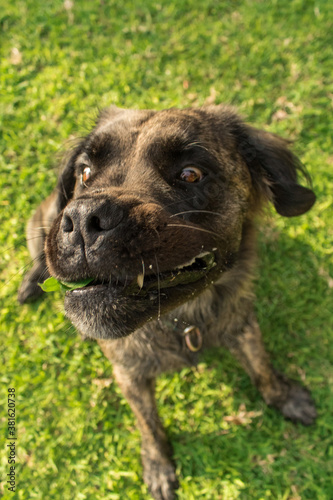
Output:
[{"xmin": 18, "ymin": 105, "xmax": 317, "ymax": 500}]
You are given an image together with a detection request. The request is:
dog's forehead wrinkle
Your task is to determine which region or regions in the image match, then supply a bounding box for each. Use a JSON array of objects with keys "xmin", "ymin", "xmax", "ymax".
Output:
[
  {"xmin": 86, "ymin": 115, "xmax": 151, "ymax": 162},
  {"xmin": 84, "ymin": 108, "xmax": 225, "ymax": 178},
  {"xmin": 84, "ymin": 118, "xmax": 160, "ymax": 170},
  {"xmin": 94, "ymin": 107, "xmax": 158, "ymax": 140},
  {"xmin": 140, "ymin": 121, "xmax": 199, "ymax": 146},
  {"xmin": 86, "ymin": 129, "xmax": 134, "ymax": 159}
]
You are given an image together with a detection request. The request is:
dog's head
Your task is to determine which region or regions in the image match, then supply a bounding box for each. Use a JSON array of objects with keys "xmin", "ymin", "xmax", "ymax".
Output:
[{"xmin": 45, "ymin": 105, "xmax": 315, "ymax": 339}]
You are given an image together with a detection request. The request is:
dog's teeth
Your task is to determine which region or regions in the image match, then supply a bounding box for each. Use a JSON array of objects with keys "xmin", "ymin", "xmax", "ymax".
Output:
[
  {"xmin": 175, "ymin": 256, "xmax": 197, "ymax": 270},
  {"xmin": 137, "ymin": 273, "xmax": 144, "ymax": 289},
  {"xmin": 175, "ymin": 251, "xmax": 212, "ymax": 270},
  {"xmin": 196, "ymin": 251, "xmax": 211, "ymax": 258}
]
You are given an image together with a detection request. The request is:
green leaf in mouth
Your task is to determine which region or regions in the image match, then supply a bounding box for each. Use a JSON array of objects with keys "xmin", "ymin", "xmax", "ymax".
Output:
[
  {"xmin": 38, "ymin": 252, "xmax": 216, "ymax": 295},
  {"xmin": 39, "ymin": 277, "xmax": 94, "ymax": 292}
]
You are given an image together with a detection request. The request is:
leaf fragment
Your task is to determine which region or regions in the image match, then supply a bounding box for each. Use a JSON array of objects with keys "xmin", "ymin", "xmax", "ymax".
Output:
[{"xmin": 39, "ymin": 277, "xmax": 94, "ymax": 292}]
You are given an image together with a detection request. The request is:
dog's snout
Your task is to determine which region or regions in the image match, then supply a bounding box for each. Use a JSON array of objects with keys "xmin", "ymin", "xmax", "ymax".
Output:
[{"xmin": 61, "ymin": 199, "xmax": 124, "ymax": 246}]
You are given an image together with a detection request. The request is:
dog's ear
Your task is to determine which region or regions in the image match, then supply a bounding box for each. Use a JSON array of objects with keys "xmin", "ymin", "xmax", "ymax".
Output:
[
  {"xmin": 235, "ymin": 123, "xmax": 316, "ymax": 216},
  {"xmin": 55, "ymin": 145, "xmax": 82, "ymax": 212}
]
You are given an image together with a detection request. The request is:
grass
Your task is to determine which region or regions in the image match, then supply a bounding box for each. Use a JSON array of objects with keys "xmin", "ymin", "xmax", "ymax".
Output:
[{"xmin": 0, "ymin": 0, "xmax": 332, "ymax": 498}]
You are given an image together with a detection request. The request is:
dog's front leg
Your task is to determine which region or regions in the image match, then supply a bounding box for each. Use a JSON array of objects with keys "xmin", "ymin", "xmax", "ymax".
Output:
[
  {"xmin": 224, "ymin": 313, "xmax": 317, "ymax": 425},
  {"xmin": 113, "ymin": 365, "xmax": 178, "ymax": 500},
  {"xmin": 18, "ymin": 191, "xmax": 61, "ymax": 304},
  {"xmin": 18, "ymin": 202, "xmax": 51, "ymax": 304}
]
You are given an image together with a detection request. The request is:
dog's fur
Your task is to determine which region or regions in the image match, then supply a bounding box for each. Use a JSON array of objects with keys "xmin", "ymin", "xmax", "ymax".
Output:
[{"xmin": 19, "ymin": 105, "xmax": 317, "ymax": 500}]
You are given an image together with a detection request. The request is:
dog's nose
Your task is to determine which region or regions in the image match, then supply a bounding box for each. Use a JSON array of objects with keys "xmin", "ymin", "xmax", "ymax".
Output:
[{"xmin": 60, "ymin": 199, "xmax": 124, "ymax": 246}]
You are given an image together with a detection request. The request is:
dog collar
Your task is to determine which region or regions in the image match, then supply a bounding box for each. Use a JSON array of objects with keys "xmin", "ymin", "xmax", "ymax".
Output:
[{"xmin": 183, "ymin": 325, "xmax": 202, "ymax": 352}]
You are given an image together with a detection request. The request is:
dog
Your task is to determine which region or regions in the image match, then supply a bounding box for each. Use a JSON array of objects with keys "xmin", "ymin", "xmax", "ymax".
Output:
[{"xmin": 18, "ymin": 105, "xmax": 317, "ymax": 500}]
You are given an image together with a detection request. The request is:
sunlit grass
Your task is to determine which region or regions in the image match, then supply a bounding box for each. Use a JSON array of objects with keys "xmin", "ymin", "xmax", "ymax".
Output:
[{"xmin": 1, "ymin": 0, "xmax": 332, "ymax": 498}]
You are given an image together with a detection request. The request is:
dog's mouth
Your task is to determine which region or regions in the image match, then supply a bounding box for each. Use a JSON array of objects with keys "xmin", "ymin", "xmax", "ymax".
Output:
[
  {"xmin": 63, "ymin": 250, "xmax": 222, "ymax": 340},
  {"xmin": 69, "ymin": 251, "xmax": 216, "ymax": 297}
]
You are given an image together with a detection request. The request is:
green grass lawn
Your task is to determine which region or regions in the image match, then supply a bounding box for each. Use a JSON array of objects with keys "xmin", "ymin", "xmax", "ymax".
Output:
[{"xmin": 1, "ymin": 0, "xmax": 332, "ymax": 498}]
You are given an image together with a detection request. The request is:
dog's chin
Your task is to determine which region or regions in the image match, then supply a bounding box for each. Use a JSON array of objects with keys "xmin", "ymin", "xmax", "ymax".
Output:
[
  {"xmin": 64, "ymin": 251, "xmax": 230, "ymax": 340},
  {"xmin": 64, "ymin": 285, "xmax": 159, "ymax": 339}
]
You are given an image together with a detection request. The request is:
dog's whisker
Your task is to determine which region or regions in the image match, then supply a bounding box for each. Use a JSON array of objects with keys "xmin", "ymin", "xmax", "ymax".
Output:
[
  {"xmin": 150, "ymin": 226, "xmax": 161, "ymax": 245},
  {"xmin": 153, "ymin": 196, "xmax": 197, "ymax": 212},
  {"xmin": 63, "ymin": 322, "xmax": 77, "ymax": 338},
  {"xmin": 123, "ymin": 275, "xmax": 129, "ymax": 290},
  {"xmin": 154, "ymin": 254, "xmax": 161, "ymax": 321},
  {"xmin": 184, "ymin": 141, "xmax": 209, "ymax": 152},
  {"xmin": 0, "ymin": 236, "xmax": 45, "ymax": 255},
  {"xmin": 25, "ymin": 235, "xmax": 46, "ymax": 242},
  {"xmin": 166, "ymin": 223, "xmax": 218, "ymax": 236},
  {"xmin": 141, "ymin": 257, "xmax": 145, "ymax": 288},
  {"xmin": 38, "ymin": 267, "xmax": 49, "ymax": 282},
  {"xmin": 1, "ymin": 257, "xmax": 41, "ymax": 291},
  {"xmin": 169, "ymin": 210, "xmax": 223, "ymax": 218}
]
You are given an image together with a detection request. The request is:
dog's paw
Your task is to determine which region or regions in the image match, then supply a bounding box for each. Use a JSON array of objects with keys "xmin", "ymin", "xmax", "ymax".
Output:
[
  {"xmin": 142, "ymin": 456, "xmax": 178, "ymax": 500},
  {"xmin": 278, "ymin": 383, "xmax": 317, "ymax": 426},
  {"xmin": 18, "ymin": 272, "xmax": 45, "ymax": 304}
]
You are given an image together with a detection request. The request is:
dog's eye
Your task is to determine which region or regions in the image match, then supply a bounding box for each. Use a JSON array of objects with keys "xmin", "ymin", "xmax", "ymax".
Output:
[
  {"xmin": 179, "ymin": 166, "xmax": 204, "ymax": 183},
  {"xmin": 80, "ymin": 166, "xmax": 91, "ymax": 185}
]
